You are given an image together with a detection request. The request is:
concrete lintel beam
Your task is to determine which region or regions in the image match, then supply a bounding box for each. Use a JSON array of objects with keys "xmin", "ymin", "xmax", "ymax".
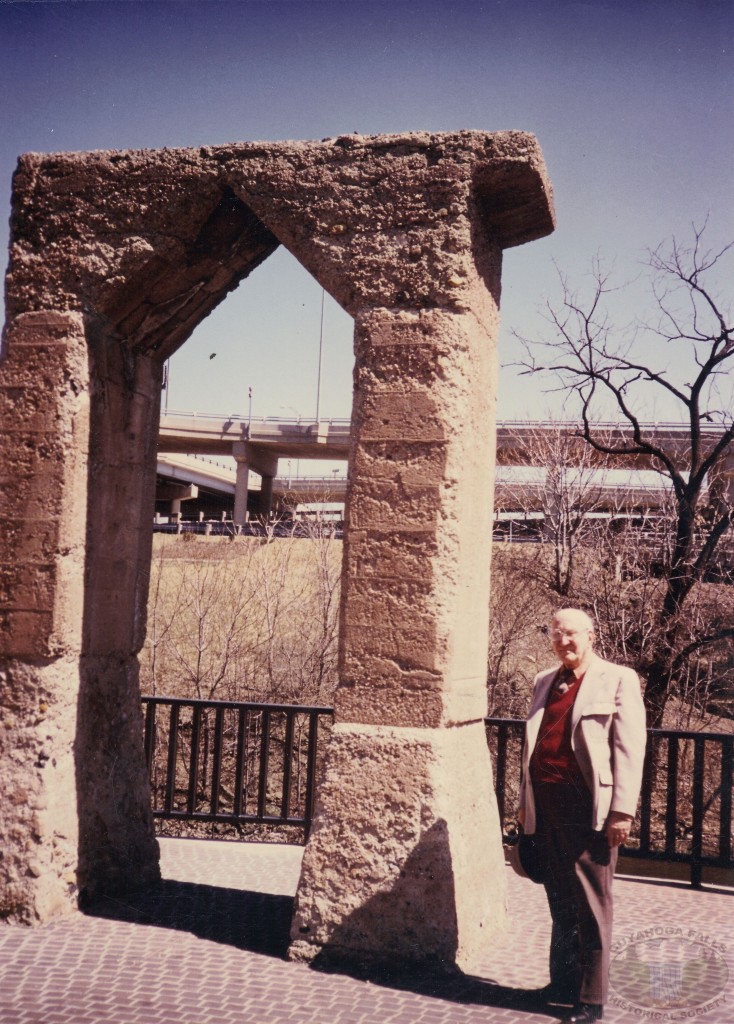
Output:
[
  {"xmin": 232, "ymin": 441, "xmax": 278, "ymax": 479},
  {"xmin": 155, "ymin": 482, "xmax": 198, "ymax": 502}
]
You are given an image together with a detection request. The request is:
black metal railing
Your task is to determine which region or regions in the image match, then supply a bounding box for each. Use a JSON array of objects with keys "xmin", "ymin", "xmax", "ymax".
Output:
[
  {"xmin": 142, "ymin": 696, "xmax": 333, "ymax": 833},
  {"xmin": 140, "ymin": 698, "xmax": 732, "ymax": 887},
  {"xmin": 485, "ymin": 717, "xmax": 734, "ymax": 888}
]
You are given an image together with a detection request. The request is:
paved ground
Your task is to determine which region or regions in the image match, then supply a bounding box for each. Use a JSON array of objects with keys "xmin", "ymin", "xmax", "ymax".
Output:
[{"xmin": 1, "ymin": 839, "xmax": 732, "ymax": 1024}]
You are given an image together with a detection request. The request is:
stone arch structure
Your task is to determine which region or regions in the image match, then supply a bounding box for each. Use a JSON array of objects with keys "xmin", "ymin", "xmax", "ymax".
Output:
[{"xmin": 0, "ymin": 131, "xmax": 553, "ymax": 964}]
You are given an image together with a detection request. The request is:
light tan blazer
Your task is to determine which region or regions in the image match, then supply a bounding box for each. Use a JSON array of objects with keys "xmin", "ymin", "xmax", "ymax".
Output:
[{"xmin": 519, "ymin": 653, "xmax": 647, "ymax": 833}]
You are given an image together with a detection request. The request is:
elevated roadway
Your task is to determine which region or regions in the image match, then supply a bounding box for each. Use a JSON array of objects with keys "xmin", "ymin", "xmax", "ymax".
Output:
[
  {"xmin": 159, "ymin": 411, "xmax": 727, "ymax": 466},
  {"xmin": 156, "ymin": 454, "xmax": 676, "ymax": 526},
  {"xmin": 159, "ymin": 411, "xmax": 351, "ymax": 462},
  {"xmin": 157, "ymin": 411, "xmax": 732, "ymax": 525}
]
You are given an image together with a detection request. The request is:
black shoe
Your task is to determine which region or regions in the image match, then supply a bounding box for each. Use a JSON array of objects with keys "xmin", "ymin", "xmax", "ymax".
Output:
[
  {"xmin": 561, "ymin": 1004, "xmax": 603, "ymax": 1023},
  {"xmin": 536, "ymin": 983, "xmax": 576, "ymax": 1006}
]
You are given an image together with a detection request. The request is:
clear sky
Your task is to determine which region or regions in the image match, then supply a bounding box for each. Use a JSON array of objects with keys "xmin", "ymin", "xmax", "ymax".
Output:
[{"xmin": 1, "ymin": 0, "xmax": 732, "ymax": 426}]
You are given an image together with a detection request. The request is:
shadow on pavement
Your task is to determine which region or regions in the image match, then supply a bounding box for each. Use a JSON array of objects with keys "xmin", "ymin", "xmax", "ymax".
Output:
[
  {"xmin": 309, "ymin": 954, "xmax": 567, "ymax": 1018},
  {"xmin": 85, "ymin": 879, "xmax": 564, "ymax": 1017},
  {"xmin": 84, "ymin": 879, "xmax": 294, "ymax": 957}
]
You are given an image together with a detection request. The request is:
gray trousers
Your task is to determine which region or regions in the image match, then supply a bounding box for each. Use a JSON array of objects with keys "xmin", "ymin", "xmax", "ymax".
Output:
[{"xmin": 533, "ymin": 780, "xmax": 618, "ymax": 1005}]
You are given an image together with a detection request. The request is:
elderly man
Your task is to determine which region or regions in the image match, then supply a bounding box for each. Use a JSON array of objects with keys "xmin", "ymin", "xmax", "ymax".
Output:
[{"xmin": 518, "ymin": 608, "xmax": 647, "ymax": 1024}]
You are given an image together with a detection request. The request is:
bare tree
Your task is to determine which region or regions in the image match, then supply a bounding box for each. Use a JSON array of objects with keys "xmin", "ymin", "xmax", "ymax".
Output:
[
  {"xmin": 516, "ymin": 225, "xmax": 734, "ymax": 727},
  {"xmin": 141, "ymin": 526, "xmax": 342, "ymax": 827},
  {"xmin": 487, "ymin": 545, "xmax": 550, "ymax": 716},
  {"xmin": 142, "ymin": 521, "xmax": 342, "ymax": 706},
  {"xmin": 142, "ymin": 540, "xmax": 261, "ymax": 701},
  {"xmin": 497, "ymin": 421, "xmax": 628, "ymax": 595},
  {"xmin": 250, "ymin": 511, "xmax": 341, "ymax": 703}
]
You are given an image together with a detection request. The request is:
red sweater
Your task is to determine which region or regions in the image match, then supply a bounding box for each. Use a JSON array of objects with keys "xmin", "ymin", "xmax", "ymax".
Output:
[{"xmin": 530, "ymin": 670, "xmax": 588, "ymax": 787}]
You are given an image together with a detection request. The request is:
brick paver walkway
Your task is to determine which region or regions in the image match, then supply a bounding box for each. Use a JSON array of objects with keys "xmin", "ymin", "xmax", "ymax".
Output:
[{"xmin": 0, "ymin": 839, "xmax": 731, "ymax": 1024}]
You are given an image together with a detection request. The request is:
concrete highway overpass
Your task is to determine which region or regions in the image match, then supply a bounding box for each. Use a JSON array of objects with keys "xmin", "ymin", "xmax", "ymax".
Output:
[
  {"xmin": 157, "ymin": 411, "xmax": 733, "ymax": 525},
  {"xmin": 156, "ymin": 453, "xmax": 681, "ymax": 528},
  {"xmin": 159, "ymin": 410, "xmax": 725, "ymax": 465}
]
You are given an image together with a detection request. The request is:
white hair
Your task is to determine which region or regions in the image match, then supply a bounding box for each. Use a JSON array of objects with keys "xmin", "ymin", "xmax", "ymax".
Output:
[{"xmin": 553, "ymin": 607, "xmax": 595, "ymax": 633}]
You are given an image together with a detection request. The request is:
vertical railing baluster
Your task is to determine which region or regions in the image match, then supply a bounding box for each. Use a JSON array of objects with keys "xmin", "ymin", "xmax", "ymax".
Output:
[
  {"xmin": 281, "ymin": 710, "xmax": 296, "ymax": 821},
  {"xmin": 244, "ymin": 706, "xmax": 254, "ymax": 814},
  {"xmin": 720, "ymin": 736, "xmax": 732, "ymax": 865},
  {"xmin": 665, "ymin": 734, "xmax": 678, "ymax": 857},
  {"xmin": 233, "ymin": 707, "xmax": 247, "ymax": 819},
  {"xmin": 257, "ymin": 709, "xmax": 272, "ymax": 819},
  {"xmin": 210, "ymin": 706, "xmax": 225, "ymax": 816},
  {"xmin": 143, "ymin": 700, "xmax": 159, "ymax": 812},
  {"xmin": 187, "ymin": 705, "xmax": 202, "ymax": 815},
  {"xmin": 638, "ymin": 738, "xmax": 654, "ymax": 855},
  {"xmin": 143, "ymin": 700, "xmax": 156, "ymax": 770},
  {"xmin": 305, "ymin": 711, "xmax": 321, "ymax": 835},
  {"xmin": 495, "ymin": 724, "xmax": 508, "ymax": 833},
  {"xmin": 691, "ymin": 737, "xmax": 705, "ymax": 889},
  {"xmin": 164, "ymin": 703, "xmax": 180, "ymax": 814}
]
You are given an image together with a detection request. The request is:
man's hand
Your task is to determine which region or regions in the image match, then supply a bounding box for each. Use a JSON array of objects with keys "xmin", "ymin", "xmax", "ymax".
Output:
[{"xmin": 605, "ymin": 811, "xmax": 633, "ymax": 847}]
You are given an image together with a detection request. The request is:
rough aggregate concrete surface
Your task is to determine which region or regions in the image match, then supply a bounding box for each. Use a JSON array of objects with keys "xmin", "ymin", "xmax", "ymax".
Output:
[
  {"xmin": 290, "ymin": 721, "xmax": 506, "ymax": 972},
  {"xmin": 1, "ymin": 130, "xmax": 553, "ymax": 962},
  {"xmin": 6, "ymin": 130, "xmax": 553, "ymax": 350}
]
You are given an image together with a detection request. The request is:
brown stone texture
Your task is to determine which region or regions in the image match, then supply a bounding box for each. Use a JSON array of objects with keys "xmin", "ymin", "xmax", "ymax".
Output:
[
  {"xmin": 290, "ymin": 721, "xmax": 506, "ymax": 971},
  {"xmin": 6, "ymin": 131, "xmax": 553, "ymax": 354},
  {"xmin": 339, "ymin": 306, "xmax": 499, "ymax": 729},
  {"xmin": 0, "ymin": 313, "xmax": 88, "ymax": 921},
  {"xmin": 1, "ymin": 131, "xmax": 553, "ymax": 947}
]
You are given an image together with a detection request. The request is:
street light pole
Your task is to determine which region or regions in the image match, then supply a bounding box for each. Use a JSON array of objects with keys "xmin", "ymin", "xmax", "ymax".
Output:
[
  {"xmin": 163, "ymin": 359, "xmax": 170, "ymax": 415},
  {"xmin": 247, "ymin": 386, "xmax": 252, "ymax": 437},
  {"xmin": 315, "ymin": 288, "xmax": 324, "ymax": 423}
]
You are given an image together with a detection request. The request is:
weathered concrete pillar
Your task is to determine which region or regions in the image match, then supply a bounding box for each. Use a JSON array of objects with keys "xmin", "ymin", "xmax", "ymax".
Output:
[
  {"xmin": 290, "ymin": 298, "xmax": 509, "ymax": 971},
  {"xmin": 280, "ymin": 133, "xmax": 554, "ymax": 973},
  {"xmin": 0, "ymin": 313, "xmax": 89, "ymax": 922},
  {"xmin": 0, "ymin": 314, "xmax": 160, "ymax": 918},
  {"xmin": 72, "ymin": 322, "xmax": 162, "ymax": 907}
]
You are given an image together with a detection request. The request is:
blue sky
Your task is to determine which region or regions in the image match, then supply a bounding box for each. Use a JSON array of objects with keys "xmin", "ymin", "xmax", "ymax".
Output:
[{"xmin": 1, "ymin": 0, "xmax": 732, "ymax": 425}]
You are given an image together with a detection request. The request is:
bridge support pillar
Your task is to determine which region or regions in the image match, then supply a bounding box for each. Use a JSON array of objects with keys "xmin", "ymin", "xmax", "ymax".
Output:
[
  {"xmin": 232, "ymin": 444, "xmax": 250, "ymax": 526},
  {"xmin": 259, "ymin": 474, "xmax": 274, "ymax": 518}
]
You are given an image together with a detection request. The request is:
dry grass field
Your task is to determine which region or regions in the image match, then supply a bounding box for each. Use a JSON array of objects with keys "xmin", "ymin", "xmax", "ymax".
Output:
[
  {"xmin": 142, "ymin": 532, "xmax": 733, "ymax": 728},
  {"xmin": 141, "ymin": 530, "xmax": 343, "ymax": 706}
]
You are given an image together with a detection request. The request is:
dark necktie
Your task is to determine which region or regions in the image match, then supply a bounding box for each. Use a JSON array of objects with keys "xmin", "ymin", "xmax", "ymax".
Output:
[{"xmin": 555, "ymin": 668, "xmax": 574, "ymax": 694}]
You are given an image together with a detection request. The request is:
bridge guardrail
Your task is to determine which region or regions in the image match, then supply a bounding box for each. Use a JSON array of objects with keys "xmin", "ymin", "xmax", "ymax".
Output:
[{"xmin": 163, "ymin": 410, "xmax": 705, "ymax": 433}]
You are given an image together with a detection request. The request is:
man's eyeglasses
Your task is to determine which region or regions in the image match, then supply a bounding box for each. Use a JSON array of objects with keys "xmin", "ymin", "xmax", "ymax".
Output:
[{"xmin": 551, "ymin": 628, "xmax": 591, "ymax": 641}]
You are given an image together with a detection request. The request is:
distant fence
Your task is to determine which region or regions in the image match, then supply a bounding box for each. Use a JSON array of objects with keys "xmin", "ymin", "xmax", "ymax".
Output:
[
  {"xmin": 141, "ymin": 696, "xmax": 733, "ymax": 887},
  {"xmin": 152, "ymin": 519, "xmax": 344, "ymax": 539}
]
